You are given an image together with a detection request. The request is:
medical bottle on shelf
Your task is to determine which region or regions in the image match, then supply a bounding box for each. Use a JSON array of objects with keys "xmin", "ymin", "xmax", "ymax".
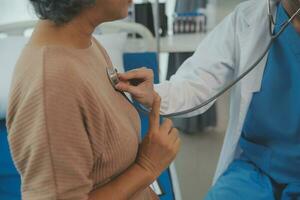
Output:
[
  {"xmin": 203, "ymin": 14, "xmax": 207, "ymax": 33},
  {"xmin": 173, "ymin": 17, "xmax": 179, "ymax": 34},
  {"xmin": 195, "ymin": 15, "xmax": 200, "ymax": 33},
  {"xmin": 190, "ymin": 17, "xmax": 196, "ymax": 33},
  {"xmin": 200, "ymin": 15, "xmax": 203, "ymax": 32},
  {"xmin": 192, "ymin": 13, "xmax": 198, "ymax": 33},
  {"xmin": 185, "ymin": 16, "xmax": 190, "ymax": 33},
  {"xmin": 179, "ymin": 18, "xmax": 184, "ymax": 33},
  {"xmin": 177, "ymin": 16, "xmax": 183, "ymax": 33}
]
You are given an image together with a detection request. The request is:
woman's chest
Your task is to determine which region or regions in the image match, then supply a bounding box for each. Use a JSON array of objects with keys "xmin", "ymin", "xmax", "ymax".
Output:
[{"xmin": 80, "ymin": 52, "xmax": 141, "ymax": 185}]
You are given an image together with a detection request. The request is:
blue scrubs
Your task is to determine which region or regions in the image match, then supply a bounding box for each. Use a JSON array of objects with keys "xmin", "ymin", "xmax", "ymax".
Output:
[{"xmin": 205, "ymin": 4, "xmax": 300, "ymax": 200}]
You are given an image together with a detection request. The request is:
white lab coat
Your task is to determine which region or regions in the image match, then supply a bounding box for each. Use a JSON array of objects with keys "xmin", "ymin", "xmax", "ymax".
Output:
[{"xmin": 154, "ymin": 0, "xmax": 280, "ymax": 184}]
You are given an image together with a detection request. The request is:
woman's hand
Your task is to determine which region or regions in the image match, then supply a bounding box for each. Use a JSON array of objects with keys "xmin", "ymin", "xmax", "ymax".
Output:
[
  {"xmin": 136, "ymin": 92, "xmax": 181, "ymax": 179},
  {"xmin": 115, "ymin": 67, "xmax": 155, "ymax": 108},
  {"xmin": 89, "ymin": 93, "xmax": 180, "ymax": 199}
]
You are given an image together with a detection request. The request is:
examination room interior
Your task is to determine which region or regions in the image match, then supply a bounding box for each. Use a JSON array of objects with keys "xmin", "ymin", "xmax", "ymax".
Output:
[{"xmin": 0, "ymin": 0, "xmax": 242, "ymax": 199}]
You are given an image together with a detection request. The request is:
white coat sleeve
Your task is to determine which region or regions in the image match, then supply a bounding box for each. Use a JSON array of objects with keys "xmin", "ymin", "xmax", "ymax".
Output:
[{"xmin": 155, "ymin": 11, "xmax": 238, "ymax": 117}]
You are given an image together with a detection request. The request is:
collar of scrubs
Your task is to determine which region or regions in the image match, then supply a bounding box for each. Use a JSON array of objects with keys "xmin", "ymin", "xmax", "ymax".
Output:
[{"xmin": 276, "ymin": 3, "xmax": 300, "ymax": 56}]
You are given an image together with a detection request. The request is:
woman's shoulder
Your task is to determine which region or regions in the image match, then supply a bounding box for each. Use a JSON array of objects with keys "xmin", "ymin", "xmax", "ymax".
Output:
[
  {"xmin": 10, "ymin": 44, "xmax": 91, "ymax": 104},
  {"xmin": 22, "ymin": 44, "xmax": 92, "ymax": 82}
]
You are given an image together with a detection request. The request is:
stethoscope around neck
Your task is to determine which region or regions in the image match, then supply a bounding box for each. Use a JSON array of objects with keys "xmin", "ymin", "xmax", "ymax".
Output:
[{"xmin": 107, "ymin": 0, "xmax": 300, "ymax": 118}]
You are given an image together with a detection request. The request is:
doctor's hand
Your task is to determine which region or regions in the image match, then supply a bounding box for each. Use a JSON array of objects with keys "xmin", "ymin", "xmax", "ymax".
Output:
[
  {"xmin": 136, "ymin": 93, "xmax": 181, "ymax": 180},
  {"xmin": 115, "ymin": 67, "xmax": 155, "ymax": 108}
]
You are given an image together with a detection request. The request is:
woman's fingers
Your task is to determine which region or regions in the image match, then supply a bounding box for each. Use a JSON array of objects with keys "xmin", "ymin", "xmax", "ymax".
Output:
[
  {"xmin": 159, "ymin": 119, "xmax": 173, "ymax": 135},
  {"xmin": 173, "ymin": 136, "xmax": 181, "ymax": 153},
  {"xmin": 169, "ymin": 128, "xmax": 179, "ymax": 144},
  {"xmin": 149, "ymin": 93, "xmax": 161, "ymax": 132}
]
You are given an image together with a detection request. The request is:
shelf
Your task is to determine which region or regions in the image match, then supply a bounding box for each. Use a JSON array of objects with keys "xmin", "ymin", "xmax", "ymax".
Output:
[
  {"xmin": 126, "ymin": 32, "xmax": 207, "ymax": 53},
  {"xmin": 160, "ymin": 33, "xmax": 206, "ymax": 53}
]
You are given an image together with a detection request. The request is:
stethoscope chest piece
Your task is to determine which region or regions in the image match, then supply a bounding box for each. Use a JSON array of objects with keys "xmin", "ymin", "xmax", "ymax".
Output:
[{"xmin": 106, "ymin": 67, "xmax": 120, "ymax": 89}]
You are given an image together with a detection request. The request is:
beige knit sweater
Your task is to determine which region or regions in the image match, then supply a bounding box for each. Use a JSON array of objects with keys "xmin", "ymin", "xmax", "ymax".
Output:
[{"xmin": 6, "ymin": 39, "xmax": 157, "ymax": 200}]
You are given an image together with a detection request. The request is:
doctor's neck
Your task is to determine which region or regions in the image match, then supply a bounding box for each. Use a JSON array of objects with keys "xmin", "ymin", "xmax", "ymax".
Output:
[{"xmin": 283, "ymin": 0, "xmax": 300, "ymax": 32}]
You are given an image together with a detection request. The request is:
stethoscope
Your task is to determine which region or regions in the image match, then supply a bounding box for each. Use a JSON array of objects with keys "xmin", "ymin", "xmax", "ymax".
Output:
[{"xmin": 107, "ymin": 0, "xmax": 300, "ymax": 118}]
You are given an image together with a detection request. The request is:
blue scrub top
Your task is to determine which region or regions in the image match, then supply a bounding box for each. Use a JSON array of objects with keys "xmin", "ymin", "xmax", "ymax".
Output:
[{"xmin": 240, "ymin": 3, "xmax": 300, "ymax": 184}]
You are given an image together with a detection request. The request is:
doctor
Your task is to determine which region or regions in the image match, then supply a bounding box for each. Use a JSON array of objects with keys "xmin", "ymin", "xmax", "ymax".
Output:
[{"xmin": 116, "ymin": 0, "xmax": 300, "ymax": 199}]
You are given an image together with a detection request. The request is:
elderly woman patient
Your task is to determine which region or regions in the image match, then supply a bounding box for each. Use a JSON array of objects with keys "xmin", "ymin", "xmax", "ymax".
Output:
[{"xmin": 6, "ymin": 0, "xmax": 180, "ymax": 199}]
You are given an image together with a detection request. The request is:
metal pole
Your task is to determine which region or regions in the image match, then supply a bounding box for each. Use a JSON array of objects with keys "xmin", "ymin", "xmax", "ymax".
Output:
[{"xmin": 153, "ymin": 0, "xmax": 160, "ymax": 69}]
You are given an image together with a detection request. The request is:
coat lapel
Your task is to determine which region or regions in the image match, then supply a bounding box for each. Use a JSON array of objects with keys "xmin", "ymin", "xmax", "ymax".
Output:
[
  {"xmin": 239, "ymin": 0, "xmax": 278, "ymax": 95},
  {"xmin": 239, "ymin": 19, "xmax": 271, "ymax": 95},
  {"xmin": 237, "ymin": 0, "xmax": 277, "ymax": 126}
]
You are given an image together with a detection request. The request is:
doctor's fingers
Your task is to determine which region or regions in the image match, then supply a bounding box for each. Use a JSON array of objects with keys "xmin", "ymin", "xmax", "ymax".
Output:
[
  {"xmin": 115, "ymin": 82, "xmax": 140, "ymax": 95},
  {"xmin": 118, "ymin": 68, "xmax": 153, "ymax": 81}
]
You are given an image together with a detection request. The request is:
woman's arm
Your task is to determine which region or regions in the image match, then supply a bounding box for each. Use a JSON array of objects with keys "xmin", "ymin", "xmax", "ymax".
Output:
[
  {"xmin": 89, "ymin": 163, "xmax": 152, "ymax": 200},
  {"xmin": 7, "ymin": 58, "xmax": 94, "ymax": 200}
]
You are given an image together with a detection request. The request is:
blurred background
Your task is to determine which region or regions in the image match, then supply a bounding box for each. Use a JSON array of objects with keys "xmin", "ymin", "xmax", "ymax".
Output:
[{"xmin": 0, "ymin": 0, "xmax": 242, "ymax": 199}]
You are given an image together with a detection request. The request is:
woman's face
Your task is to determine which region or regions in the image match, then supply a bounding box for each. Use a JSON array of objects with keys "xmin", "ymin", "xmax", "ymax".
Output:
[{"xmin": 94, "ymin": 0, "xmax": 133, "ymax": 22}]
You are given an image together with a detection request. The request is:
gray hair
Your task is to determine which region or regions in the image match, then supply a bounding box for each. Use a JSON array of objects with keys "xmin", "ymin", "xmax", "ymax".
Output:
[{"xmin": 29, "ymin": 0, "xmax": 96, "ymax": 25}]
